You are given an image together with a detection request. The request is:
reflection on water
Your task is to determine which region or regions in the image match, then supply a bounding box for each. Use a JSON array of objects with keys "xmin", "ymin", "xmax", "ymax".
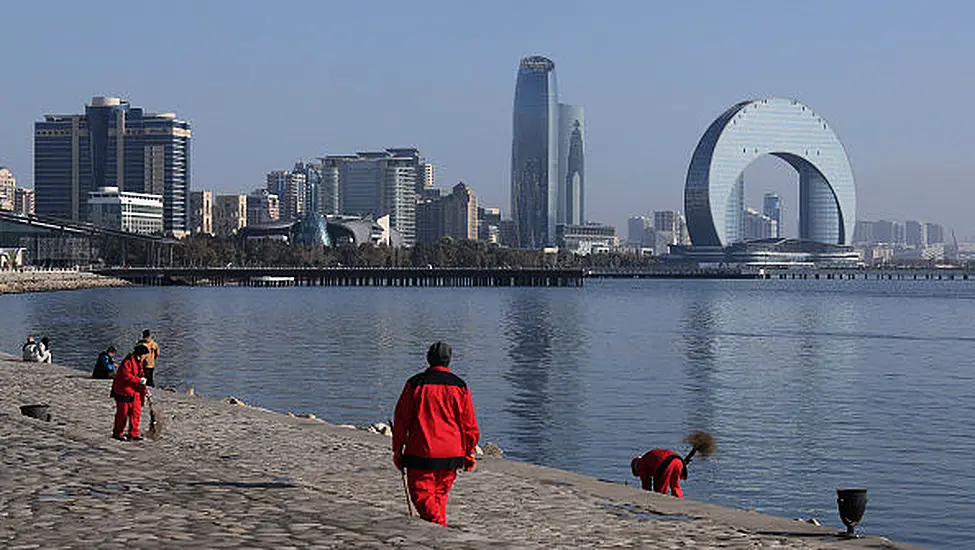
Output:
[
  {"xmin": 1, "ymin": 280, "xmax": 974, "ymax": 549},
  {"xmin": 501, "ymin": 290, "xmax": 587, "ymax": 470}
]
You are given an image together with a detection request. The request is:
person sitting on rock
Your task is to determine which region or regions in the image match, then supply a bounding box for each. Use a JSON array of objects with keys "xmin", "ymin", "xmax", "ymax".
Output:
[
  {"xmin": 22, "ymin": 337, "xmax": 41, "ymax": 362},
  {"xmin": 37, "ymin": 337, "xmax": 52, "ymax": 364},
  {"xmin": 110, "ymin": 344, "xmax": 150, "ymax": 441},
  {"xmin": 631, "ymin": 448, "xmax": 687, "ymax": 498},
  {"xmin": 92, "ymin": 345, "xmax": 118, "ymax": 379},
  {"xmin": 393, "ymin": 341, "xmax": 480, "ymax": 526}
]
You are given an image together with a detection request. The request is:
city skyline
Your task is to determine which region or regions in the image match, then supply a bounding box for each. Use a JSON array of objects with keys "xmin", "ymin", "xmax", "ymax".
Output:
[{"xmin": 1, "ymin": 2, "xmax": 973, "ymax": 238}]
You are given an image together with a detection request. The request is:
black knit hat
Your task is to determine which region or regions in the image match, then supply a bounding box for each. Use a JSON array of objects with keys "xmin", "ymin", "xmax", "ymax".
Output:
[
  {"xmin": 134, "ymin": 344, "xmax": 150, "ymax": 356},
  {"xmin": 427, "ymin": 341, "xmax": 452, "ymax": 367}
]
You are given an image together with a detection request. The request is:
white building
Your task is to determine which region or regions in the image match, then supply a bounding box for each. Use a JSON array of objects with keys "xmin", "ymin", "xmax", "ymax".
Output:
[
  {"xmin": 0, "ymin": 167, "xmax": 16, "ymax": 211},
  {"xmin": 87, "ymin": 187, "xmax": 164, "ymax": 235}
]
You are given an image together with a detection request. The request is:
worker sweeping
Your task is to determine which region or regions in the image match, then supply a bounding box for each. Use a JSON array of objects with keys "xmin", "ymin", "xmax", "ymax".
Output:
[
  {"xmin": 110, "ymin": 344, "xmax": 150, "ymax": 441},
  {"xmin": 631, "ymin": 431, "xmax": 716, "ymax": 498},
  {"xmin": 392, "ymin": 341, "xmax": 480, "ymax": 526}
]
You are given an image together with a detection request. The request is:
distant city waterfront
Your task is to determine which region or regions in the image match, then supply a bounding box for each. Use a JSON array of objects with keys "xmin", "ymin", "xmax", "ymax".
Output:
[{"xmin": 2, "ymin": 280, "xmax": 973, "ymax": 548}]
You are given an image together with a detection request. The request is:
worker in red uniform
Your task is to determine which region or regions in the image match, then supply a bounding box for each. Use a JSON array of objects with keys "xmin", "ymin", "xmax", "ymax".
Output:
[
  {"xmin": 110, "ymin": 344, "xmax": 150, "ymax": 441},
  {"xmin": 393, "ymin": 341, "xmax": 480, "ymax": 526},
  {"xmin": 631, "ymin": 448, "xmax": 687, "ymax": 498}
]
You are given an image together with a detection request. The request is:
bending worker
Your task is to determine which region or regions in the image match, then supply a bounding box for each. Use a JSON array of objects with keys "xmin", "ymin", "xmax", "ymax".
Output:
[
  {"xmin": 631, "ymin": 448, "xmax": 687, "ymax": 498},
  {"xmin": 393, "ymin": 341, "xmax": 480, "ymax": 526},
  {"xmin": 110, "ymin": 344, "xmax": 150, "ymax": 441}
]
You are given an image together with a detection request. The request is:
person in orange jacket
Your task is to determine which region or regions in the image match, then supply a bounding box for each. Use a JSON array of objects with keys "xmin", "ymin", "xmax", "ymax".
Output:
[
  {"xmin": 138, "ymin": 329, "xmax": 161, "ymax": 387},
  {"xmin": 393, "ymin": 341, "xmax": 480, "ymax": 526},
  {"xmin": 110, "ymin": 344, "xmax": 150, "ymax": 441},
  {"xmin": 631, "ymin": 448, "xmax": 687, "ymax": 498}
]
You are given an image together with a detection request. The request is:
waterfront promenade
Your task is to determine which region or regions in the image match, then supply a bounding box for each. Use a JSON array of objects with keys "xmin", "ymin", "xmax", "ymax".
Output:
[
  {"xmin": 0, "ymin": 270, "xmax": 130, "ymax": 294},
  {"xmin": 0, "ymin": 352, "xmax": 913, "ymax": 548}
]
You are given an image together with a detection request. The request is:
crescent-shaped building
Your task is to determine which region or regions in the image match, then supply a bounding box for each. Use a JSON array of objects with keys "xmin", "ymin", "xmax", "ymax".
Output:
[{"xmin": 684, "ymin": 98, "xmax": 856, "ymax": 248}]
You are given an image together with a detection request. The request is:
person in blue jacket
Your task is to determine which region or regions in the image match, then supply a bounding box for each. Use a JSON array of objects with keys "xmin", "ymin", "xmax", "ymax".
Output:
[{"xmin": 92, "ymin": 346, "xmax": 118, "ymax": 379}]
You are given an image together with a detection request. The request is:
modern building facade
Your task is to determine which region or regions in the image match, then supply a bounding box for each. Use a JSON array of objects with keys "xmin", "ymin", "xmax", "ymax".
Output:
[
  {"xmin": 87, "ymin": 187, "xmax": 164, "ymax": 235},
  {"xmin": 34, "ymin": 96, "xmax": 191, "ymax": 234},
  {"xmin": 416, "ymin": 182, "xmax": 478, "ymax": 244},
  {"xmin": 743, "ymin": 208, "xmax": 778, "ymax": 240},
  {"xmin": 478, "ymin": 206, "xmax": 502, "ymax": 244},
  {"xmin": 684, "ymin": 98, "xmax": 855, "ymax": 247},
  {"xmin": 266, "ymin": 169, "xmax": 306, "ymax": 222},
  {"xmin": 511, "ymin": 55, "xmax": 559, "ymax": 249},
  {"xmin": 762, "ymin": 193, "xmax": 782, "ymax": 237},
  {"xmin": 557, "ymin": 104, "xmax": 585, "ymax": 226},
  {"xmin": 321, "ymin": 148, "xmax": 424, "ymax": 245},
  {"xmin": 14, "ymin": 188, "xmax": 34, "ymax": 216},
  {"xmin": 189, "ymin": 190, "xmax": 213, "ymax": 236},
  {"xmin": 556, "ymin": 223, "xmax": 617, "ymax": 255},
  {"xmin": 247, "ymin": 188, "xmax": 280, "ymax": 226},
  {"xmin": 214, "ymin": 194, "xmax": 247, "ymax": 237},
  {"xmin": 0, "ymin": 167, "xmax": 15, "ymax": 211}
]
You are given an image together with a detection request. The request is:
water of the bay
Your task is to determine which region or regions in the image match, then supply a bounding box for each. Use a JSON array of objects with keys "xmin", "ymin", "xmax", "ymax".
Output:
[{"xmin": 1, "ymin": 279, "xmax": 972, "ymax": 548}]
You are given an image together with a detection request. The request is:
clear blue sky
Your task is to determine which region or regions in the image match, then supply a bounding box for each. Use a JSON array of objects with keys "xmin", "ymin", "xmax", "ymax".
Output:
[{"xmin": 1, "ymin": 1, "xmax": 972, "ymax": 237}]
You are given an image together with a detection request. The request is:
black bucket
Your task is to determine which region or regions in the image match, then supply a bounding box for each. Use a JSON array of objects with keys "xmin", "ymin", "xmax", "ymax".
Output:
[
  {"xmin": 836, "ymin": 488, "xmax": 867, "ymax": 537},
  {"xmin": 20, "ymin": 404, "xmax": 51, "ymax": 422}
]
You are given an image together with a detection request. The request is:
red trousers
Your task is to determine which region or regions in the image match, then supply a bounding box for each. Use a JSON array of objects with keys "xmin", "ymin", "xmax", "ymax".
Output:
[
  {"xmin": 406, "ymin": 468, "xmax": 457, "ymax": 526},
  {"xmin": 113, "ymin": 397, "xmax": 142, "ymax": 438},
  {"xmin": 655, "ymin": 460, "xmax": 684, "ymax": 498}
]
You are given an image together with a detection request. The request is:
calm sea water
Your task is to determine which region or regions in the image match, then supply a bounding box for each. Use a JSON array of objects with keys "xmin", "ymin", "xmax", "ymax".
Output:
[{"xmin": 1, "ymin": 279, "xmax": 973, "ymax": 548}]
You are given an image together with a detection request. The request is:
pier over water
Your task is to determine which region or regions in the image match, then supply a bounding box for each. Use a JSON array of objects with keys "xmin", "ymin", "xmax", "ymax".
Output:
[{"xmin": 95, "ymin": 266, "xmax": 585, "ymax": 288}]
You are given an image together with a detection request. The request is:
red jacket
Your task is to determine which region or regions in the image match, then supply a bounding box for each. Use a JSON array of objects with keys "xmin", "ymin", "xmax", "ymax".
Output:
[
  {"xmin": 634, "ymin": 448, "xmax": 687, "ymax": 496},
  {"xmin": 111, "ymin": 354, "xmax": 147, "ymax": 399},
  {"xmin": 393, "ymin": 366, "xmax": 480, "ymax": 470}
]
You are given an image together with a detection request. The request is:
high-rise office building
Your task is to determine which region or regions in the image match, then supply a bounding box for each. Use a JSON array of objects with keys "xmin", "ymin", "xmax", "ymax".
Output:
[
  {"xmin": 14, "ymin": 187, "xmax": 34, "ymax": 216},
  {"xmin": 905, "ymin": 220, "xmax": 924, "ymax": 246},
  {"xmin": 762, "ymin": 193, "xmax": 782, "ymax": 237},
  {"xmin": 294, "ymin": 161, "xmax": 323, "ymax": 216},
  {"xmin": 511, "ymin": 55, "xmax": 559, "ymax": 248},
  {"xmin": 478, "ymin": 206, "xmax": 502, "ymax": 244},
  {"xmin": 925, "ymin": 222, "xmax": 945, "ymax": 244},
  {"xmin": 442, "ymin": 182, "xmax": 478, "ymax": 241},
  {"xmin": 627, "ymin": 216, "xmax": 652, "ymax": 248},
  {"xmin": 189, "ymin": 190, "xmax": 213, "ymax": 236},
  {"xmin": 214, "ymin": 194, "xmax": 247, "ymax": 237},
  {"xmin": 743, "ymin": 208, "xmax": 778, "ymax": 240},
  {"xmin": 246, "ymin": 188, "xmax": 280, "ymax": 226},
  {"xmin": 653, "ymin": 210, "xmax": 690, "ymax": 249},
  {"xmin": 0, "ymin": 167, "xmax": 16, "ymax": 211},
  {"xmin": 34, "ymin": 96, "xmax": 191, "ymax": 234},
  {"xmin": 321, "ymin": 148, "xmax": 424, "ymax": 245},
  {"xmin": 558, "ymin": 104, "xmax": 585, "ymax": 226},
  {"xmin": 266, "ymin": 169, "xmax": 306, "ymax": 221}
]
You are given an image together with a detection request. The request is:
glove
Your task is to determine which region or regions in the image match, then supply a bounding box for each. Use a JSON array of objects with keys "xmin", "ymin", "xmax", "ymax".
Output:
[
  {"xmin": 140, "ymin": 377, "xmax": 147, "ymax": 386},
  {"xmin": 393, "ymin": 451, "xmax": 403, "ymax": 472},
  {"xmin": 463, "ymin": 455, "xmax": 477, "ymax": 472}
]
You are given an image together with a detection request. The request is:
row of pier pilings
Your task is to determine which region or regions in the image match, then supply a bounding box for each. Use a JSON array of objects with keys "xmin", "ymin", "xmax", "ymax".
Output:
[
  {"xmin": 98, "ymin": 268, "xmax": 586, "ymax": 288},
  {"xmin": 765, "ymin": 270, "xmax": 970, "ymax": 280}
]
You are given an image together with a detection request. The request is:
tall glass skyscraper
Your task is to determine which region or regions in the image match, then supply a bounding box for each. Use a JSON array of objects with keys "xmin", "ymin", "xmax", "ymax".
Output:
[
  {"xmin": 558, "ymin": 104, "xmax": 585, "ymax": 226},
  {"xmin": 34, "ymin": 96, "xmax": 191, "ymax": 235},
  {"xmin": 762, "ymin": 193, "xmax": 782, "ymax": 237},
  {"xmin": 511, "ymin": 56, "xmax": 559, "ymax": 248}
]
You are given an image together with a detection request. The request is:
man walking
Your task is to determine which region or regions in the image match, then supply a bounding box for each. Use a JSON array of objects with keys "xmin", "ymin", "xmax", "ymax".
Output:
[
  {"xmin": 393, "ymin": 341, "xmax": 480, "ymax": 526},
  {"xmin": 138, "ymin": 329, "xmax": 161, "ymax": 387}
]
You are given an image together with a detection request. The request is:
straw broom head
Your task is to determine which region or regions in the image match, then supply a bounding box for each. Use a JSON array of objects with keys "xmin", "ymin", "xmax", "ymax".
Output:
[
  {"xmin": 683, "ymin": 430, "xmax": 717, "ymax": 458},
  {"xmin": 146, "ymin": 399, "xmax": 164, "ymax": 440}
]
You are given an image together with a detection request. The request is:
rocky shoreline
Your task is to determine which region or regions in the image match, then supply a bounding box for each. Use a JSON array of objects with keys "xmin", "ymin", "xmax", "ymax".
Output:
[
  {"xmin": 0, "ymin": 352, "xmax": 915, "ymax": 548},
  {"xmin": 0, "ymin": 270, "xmax": 131, "ymax": 294}
]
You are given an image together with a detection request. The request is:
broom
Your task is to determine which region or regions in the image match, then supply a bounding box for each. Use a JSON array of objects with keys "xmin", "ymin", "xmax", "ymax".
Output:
[
  {"xmin": 682, "ymin": 430, "xmax": 717, "ymax": 465},
  {"xmin": 145, "ymin": 393, "xmax": 163, "ymax": 440}
]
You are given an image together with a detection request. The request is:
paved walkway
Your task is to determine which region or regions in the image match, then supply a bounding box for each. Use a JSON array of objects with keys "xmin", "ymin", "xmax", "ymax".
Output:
[{"xmin": 0, "ymin": 352, "xmax": 914, "ymax": 548}]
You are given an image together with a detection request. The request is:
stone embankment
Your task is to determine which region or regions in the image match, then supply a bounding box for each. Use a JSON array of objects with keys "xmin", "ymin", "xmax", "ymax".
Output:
[
  {"xmin": 0, "ymin": 269, "xmax": 131, "ymax": 294},
  {"xmin": 0, "ymin": 352, "xmax": 916, "ymax": 549}
]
